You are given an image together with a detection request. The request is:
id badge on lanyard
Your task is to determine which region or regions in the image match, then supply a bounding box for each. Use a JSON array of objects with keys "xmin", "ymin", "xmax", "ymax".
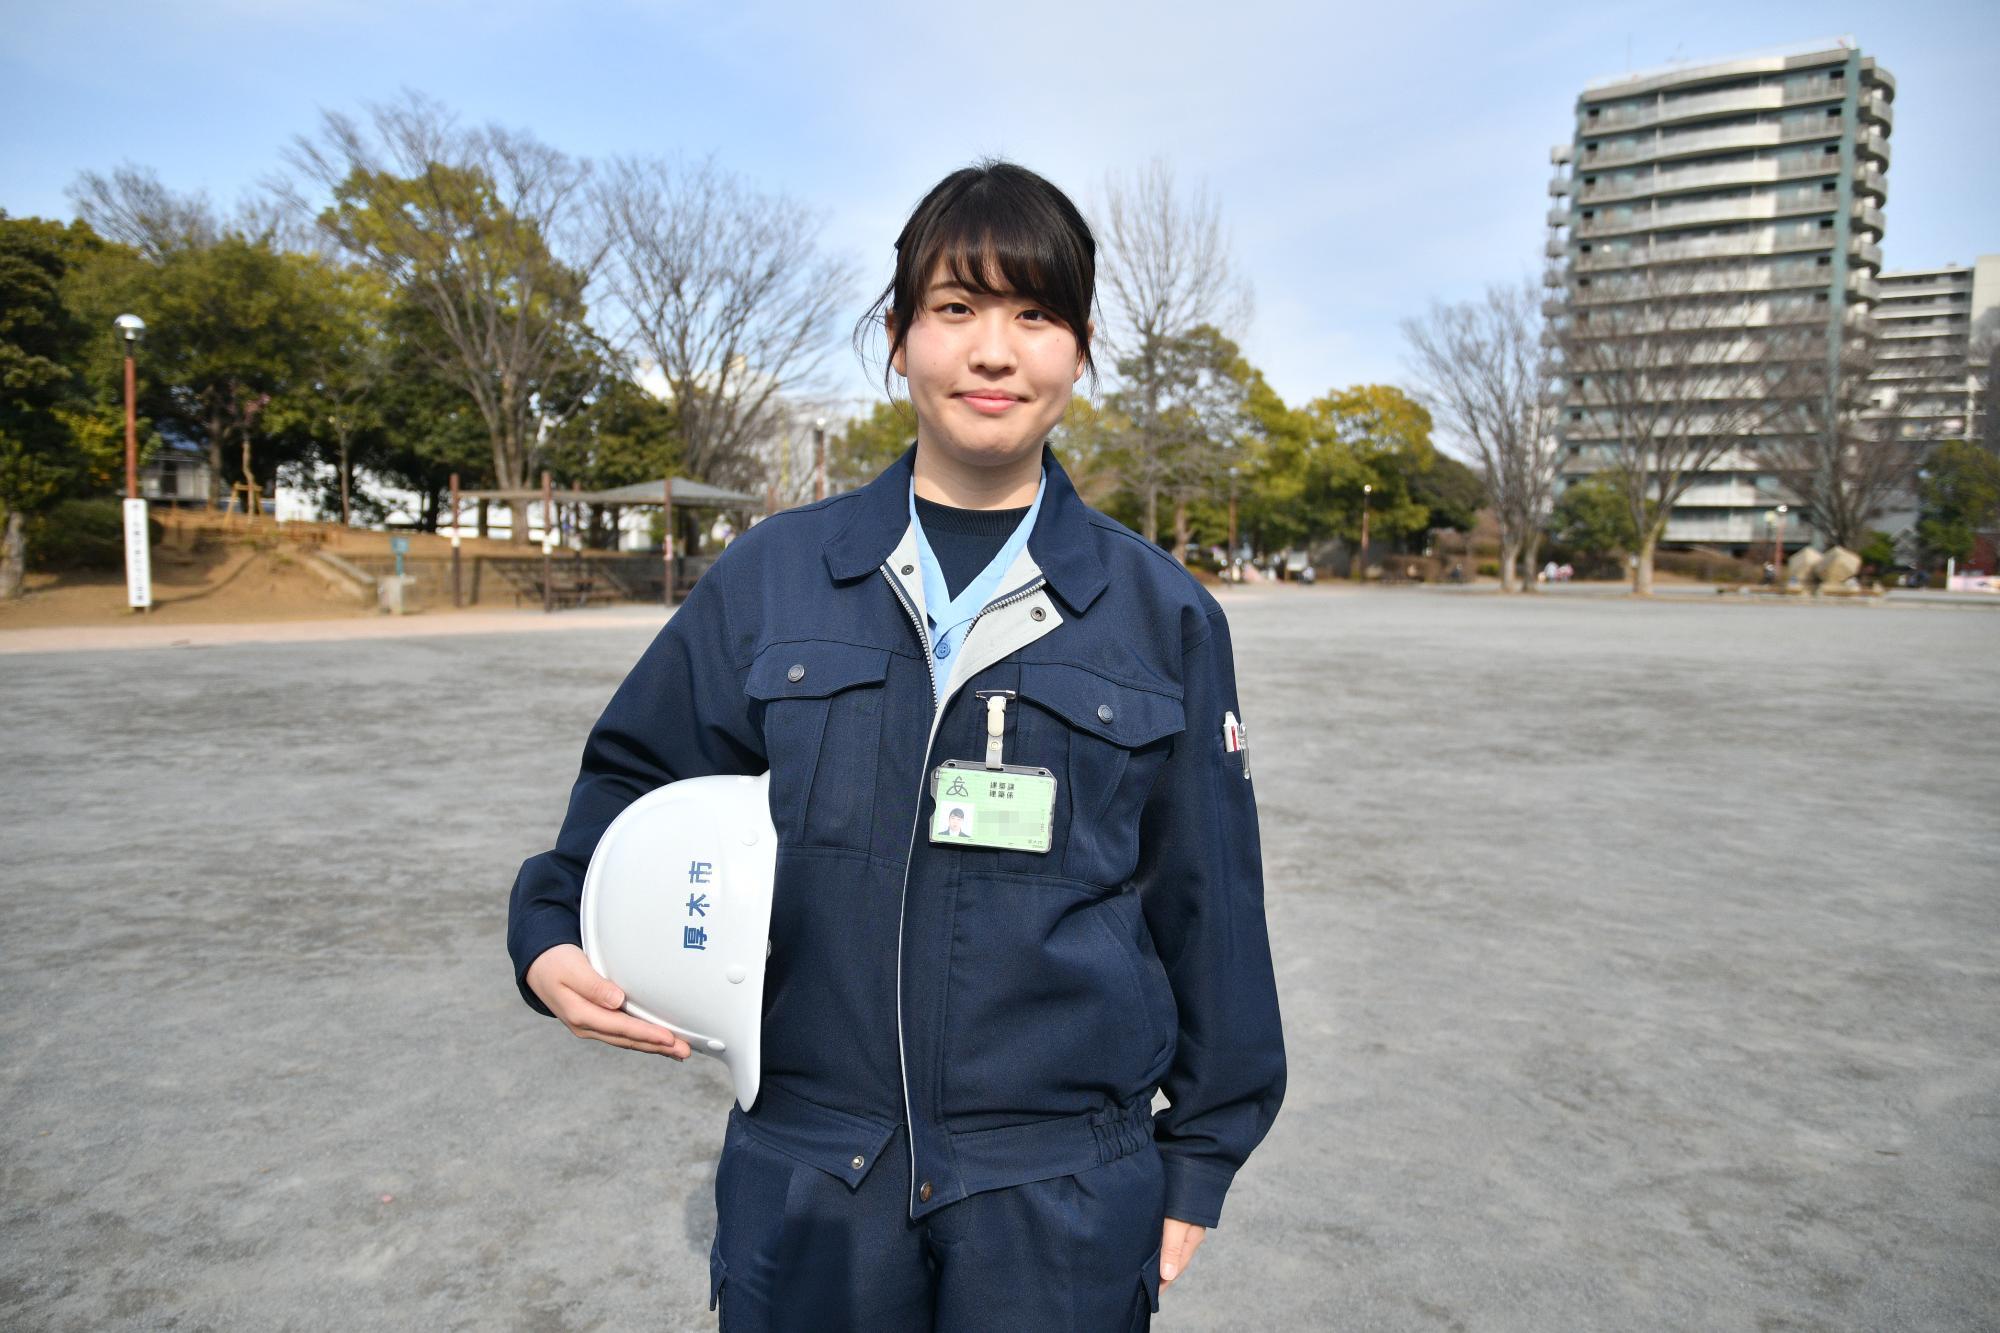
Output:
[{"xmin": 927, "ymin": 691, "xmax": 1057, "ymax": 854}]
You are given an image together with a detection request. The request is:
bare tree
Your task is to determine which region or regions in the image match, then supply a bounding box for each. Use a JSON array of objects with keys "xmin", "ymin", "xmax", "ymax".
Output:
[
  {"xmin": 1098, "ymin": 161, "xmax": 1251, "ymax": 547},
  {"xmin": 595, "ymin": 157, "xmax": 851, "ymax": 493},
  {"xmin": 1556, "ymin": 264, "xmax": 1799, "ymax": 594},
  {"xmin": 1402, "ymin": 280, "xmax": 1562, "ymax": 592},
  {"xmin": 1971, "ymin": 310, "xmax": 2000, "ymax": 452},
  {"xmin": 283, "ymin": 92, "xmax": 606, "ymax": 542},
  {"xmin": 68, "ymin": 164, "xmax": 220, "ymax": 260},
  {"xmin": 1762, "ymin": 331, "xmax": 1942, "ymax": 550}
]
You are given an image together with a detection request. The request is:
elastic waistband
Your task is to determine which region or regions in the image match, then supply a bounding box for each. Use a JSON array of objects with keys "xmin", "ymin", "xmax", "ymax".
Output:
[{"xmin": 946, "ymin": 1093, "xmax": 1157, "ymax": 1199}]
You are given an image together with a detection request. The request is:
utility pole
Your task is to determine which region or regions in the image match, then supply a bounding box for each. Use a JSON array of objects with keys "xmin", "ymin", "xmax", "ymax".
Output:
[{"xmin": 449, "ymin": 473, "xmax": 463, "ymax": 608}]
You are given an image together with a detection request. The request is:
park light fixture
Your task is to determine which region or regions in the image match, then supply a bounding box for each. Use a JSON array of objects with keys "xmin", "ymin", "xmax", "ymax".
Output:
[
  {"xmin": 113, "ymin": 313, "xmax": 150, "ymax": 611},
  {"xmin": 1358, "ymin": 483, "xmax": 1373, "ymax": 583}
]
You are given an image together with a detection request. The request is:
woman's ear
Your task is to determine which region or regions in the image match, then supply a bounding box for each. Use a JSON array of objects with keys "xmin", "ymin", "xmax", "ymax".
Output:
[
  {"xmin": 886, "ymin": 312, "xmax": 906, "ymax": 378},
  {"xmin": 1073, "ymin": 319, "xmax": 1096, "ymax": 382}
]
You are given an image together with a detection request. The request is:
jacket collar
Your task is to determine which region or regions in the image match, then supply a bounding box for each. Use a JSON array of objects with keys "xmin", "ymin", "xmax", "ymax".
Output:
[{"xmin": 823, "ymin": 442, "xmax": 1109, "ymax": 614}]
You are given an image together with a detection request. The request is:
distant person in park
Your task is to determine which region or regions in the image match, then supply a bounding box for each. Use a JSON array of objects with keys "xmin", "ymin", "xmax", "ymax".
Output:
[{"xmin": 508, "ymin": 159, "xmax": 1285, "ymax": 1331}]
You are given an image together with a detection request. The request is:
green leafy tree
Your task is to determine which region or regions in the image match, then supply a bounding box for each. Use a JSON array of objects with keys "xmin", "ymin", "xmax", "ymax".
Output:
[
  {"xmin": 1403, "ymin": 451, "xmax": 1486, "ymax": 538},
  {"xmin": 1048, "ymin": 396, "xmax": 1134, "ymax": 516},
  {"xmin": 544, "ymin": 371, "xmax": 681, "ymax": 491},
  {"xmin": 1546, "ymin": 474, "xmax": 1640, "ymax": 569},
  {"xmin": 0, "ymin": 213, "xmax": 98, "ymax": 596},
  {"xmin": 292, "ymin": 95, "xmax": 602, "ymax": 542},
  {"xmin": 1916, "ymin": 441, "xmax": 2000, "ymax": 566},
  {"xmin": 274, "ymin": 264, "xmax": 394, "ymax": 525},
  {"xmin": 829, "ymin": 400, "xmax": 916, "ymax": 493},
  {"xmin": 138, "ymin": 236, "xmax": 341, "ymax": 508},
  {"xmin": 1318, "ymin": 385, "xmax": 1436, "ymax": 558},
  {"xmin": 1856, "ymin": 529, "xmax": 1898, "ymax": 581}
]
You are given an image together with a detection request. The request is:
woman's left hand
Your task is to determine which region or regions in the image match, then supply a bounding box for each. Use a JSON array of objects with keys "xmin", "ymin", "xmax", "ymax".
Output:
[{"xmin": 1159, "ymin": 1217, "xmax": 1207, "ymax": 1293}]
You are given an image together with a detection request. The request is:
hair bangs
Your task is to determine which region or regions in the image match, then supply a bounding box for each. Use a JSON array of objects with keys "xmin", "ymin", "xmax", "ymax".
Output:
[{"xmin": 861, "ymin": 160, "xmax": 1098, "ymax": 394}]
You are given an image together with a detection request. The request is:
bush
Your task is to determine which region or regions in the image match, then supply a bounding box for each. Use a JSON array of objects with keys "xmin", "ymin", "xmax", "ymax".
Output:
[
  {"xmin": 1653, "ymin": 548, "xmax": 1760, "ymax": 584},
  {"xmin": 27, "ymin": 498, "xmax": 162, "ymax": 571}
]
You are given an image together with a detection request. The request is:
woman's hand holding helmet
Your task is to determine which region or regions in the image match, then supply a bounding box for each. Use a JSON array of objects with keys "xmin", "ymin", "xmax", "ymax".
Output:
[{"xmin": 525, "ymin": 944, "xmax": 692, "ymax": 1059}]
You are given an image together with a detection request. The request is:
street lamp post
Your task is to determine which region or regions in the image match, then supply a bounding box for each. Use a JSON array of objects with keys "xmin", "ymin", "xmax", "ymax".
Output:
[
  {"xmin": 114, "ymin": 315, "xmax": 150, "ymax": 612},
  {"xmin": 1216, "ymin": 462, "xmax": 1232, "ymax": 580},
  {"xmin": 1357, "ymin": 482, "xmax": 1372, "ymax": 582},
  {"xmin": 1772, "ymin": 503, "xmax": 1788, "ymax": 585},
  {"xmin": 814, "ymin": 418, "xmax": 828, "ymax": 503}
]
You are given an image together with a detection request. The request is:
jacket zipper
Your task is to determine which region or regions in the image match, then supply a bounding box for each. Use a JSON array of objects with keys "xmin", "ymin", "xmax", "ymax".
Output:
[{"xmin": 879, "ymin": 563, "xmax": 1047, "ymax": 1213}]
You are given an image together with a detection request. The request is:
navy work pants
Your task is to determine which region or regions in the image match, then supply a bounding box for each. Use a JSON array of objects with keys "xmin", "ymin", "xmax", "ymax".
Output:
[{"xmin": 709, "ymin": 1110, "xmax": 1165, "ymax": 1331}]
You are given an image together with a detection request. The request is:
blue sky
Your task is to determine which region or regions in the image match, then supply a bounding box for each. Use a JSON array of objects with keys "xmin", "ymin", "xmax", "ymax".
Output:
[{"xmin": 4, "ymin": 0, "xmax": 1995, "ymax": 414}]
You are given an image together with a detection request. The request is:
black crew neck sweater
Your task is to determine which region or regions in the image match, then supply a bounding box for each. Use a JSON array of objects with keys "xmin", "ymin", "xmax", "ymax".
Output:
[{"xmin": 913, "ymin": 493, "xmax": 1032, "ymax": 601}]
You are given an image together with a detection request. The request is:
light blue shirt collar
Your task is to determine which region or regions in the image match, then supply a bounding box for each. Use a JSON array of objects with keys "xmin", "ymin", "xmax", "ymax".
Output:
[{"xmin": 907, "ymin": 467, "xmax": 1047, "ymax": 670}]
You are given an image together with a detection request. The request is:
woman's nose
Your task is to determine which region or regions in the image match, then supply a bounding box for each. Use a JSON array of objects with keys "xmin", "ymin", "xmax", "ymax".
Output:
[{"xmin": 969, "ymin": 314, "xmax": 1017, "ymax": 371}]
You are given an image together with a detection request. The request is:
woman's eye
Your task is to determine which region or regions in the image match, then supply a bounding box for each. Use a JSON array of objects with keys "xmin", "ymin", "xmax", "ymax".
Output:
[
  {"xmin": 938, "ymin": 301, "xmax": 972, "ymax": 316},
  {"xmin": 1019, "ymin": 309, "xmax": 1049, "ymax": 322}
]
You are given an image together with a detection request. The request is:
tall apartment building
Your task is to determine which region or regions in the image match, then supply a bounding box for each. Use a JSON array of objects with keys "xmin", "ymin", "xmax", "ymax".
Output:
[
  {"xmin": 1870, "ymin": 256, "xmax": 2000, "ymax": 440},
  {"xmin": 1547, "ymin": 39, "xmax": 1894, "ymax": 552}
]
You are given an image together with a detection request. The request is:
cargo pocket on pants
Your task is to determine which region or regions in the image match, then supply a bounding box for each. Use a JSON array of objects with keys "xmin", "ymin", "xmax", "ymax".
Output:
[{"xmin": 1136, "ymin": 1244, "xmax": 1163, "ymax": 1327}]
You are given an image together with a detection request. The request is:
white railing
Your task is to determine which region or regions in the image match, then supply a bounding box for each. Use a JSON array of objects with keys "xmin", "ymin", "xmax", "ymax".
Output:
[
  {"xmin": 1578, "ymin": 77, "xmax": 1841, "ymax": 134},
  {"xmin": 1655, "ymin": 159, "xmax": 1782, "ymax": 192},
  {"xmin": 1779, "ymin": 116, "xmax": 1843, "ymax": 142}
]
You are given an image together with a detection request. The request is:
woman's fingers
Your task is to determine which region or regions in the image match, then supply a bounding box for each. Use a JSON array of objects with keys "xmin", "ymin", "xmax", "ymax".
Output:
[
  {"xmin": 1159, "ymin": 1218, "xmax": 1207, "ymax": 1290},
  {"xmin": 528, "ymin": 945, "xmax": 690, "ymax": 1058},
  {"xmin": 558, "ymin": 987, "xmax": 691, "ymax": 1058}
]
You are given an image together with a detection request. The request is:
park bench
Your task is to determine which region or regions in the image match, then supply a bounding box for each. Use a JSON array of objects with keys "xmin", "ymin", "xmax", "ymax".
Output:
[{"xmin": 491, "ymin": 558, "xmax": 622, "ymax": 609}]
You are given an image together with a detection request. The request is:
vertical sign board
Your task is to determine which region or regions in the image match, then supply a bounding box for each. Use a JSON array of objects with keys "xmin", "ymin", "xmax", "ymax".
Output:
[{"xmin": 123, "ymin": 498, "xmax": 152, "ymax": 610}]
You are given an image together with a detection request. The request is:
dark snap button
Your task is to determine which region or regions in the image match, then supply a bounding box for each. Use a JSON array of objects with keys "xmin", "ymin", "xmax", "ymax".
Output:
[
  {"xmin": 850, "ymin": 1155, "xmax": 866, "ymax": 1171},
  {"xmin": 918, "ymin": 1180, "xmax": 934, "ymax": 1202},
  {"xmin": 1097, "ymin": 703, "xmax": 1115, "ymax": 724},
  {"xmin": 1030, "ymin": 606, "xmax": 1046, "ymax": 621},
  {"xmin": 901, "ymin": 563, "xmax": 915, "ymax": 575},
  {"xmin": 786, "ymin": 664, "xmax": 805, "ymax": 683}
]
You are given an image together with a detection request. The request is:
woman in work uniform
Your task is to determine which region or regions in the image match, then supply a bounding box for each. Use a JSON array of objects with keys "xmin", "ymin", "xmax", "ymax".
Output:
[{"xmin": 509, "ymin": 160, "xmax": 1287, "ymax": 1331}]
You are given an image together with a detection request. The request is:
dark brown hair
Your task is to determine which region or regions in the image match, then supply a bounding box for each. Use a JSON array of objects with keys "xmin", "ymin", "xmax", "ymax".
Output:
[{"xmin": 860, "ymin": 159, "xmax": 1097, "ymax": 393}]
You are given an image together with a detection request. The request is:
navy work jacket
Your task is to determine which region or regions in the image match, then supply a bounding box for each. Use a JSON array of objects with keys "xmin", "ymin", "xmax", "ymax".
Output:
[{"xmin": 508, "ymin": 444, "xmax": 1286, "ymax": 1230}]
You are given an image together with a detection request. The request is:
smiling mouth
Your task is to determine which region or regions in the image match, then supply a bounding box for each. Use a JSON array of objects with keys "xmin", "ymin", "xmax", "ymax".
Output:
[{"xmin": 958, "ymin": 392, "xmax": 1021, "ymax": 413}]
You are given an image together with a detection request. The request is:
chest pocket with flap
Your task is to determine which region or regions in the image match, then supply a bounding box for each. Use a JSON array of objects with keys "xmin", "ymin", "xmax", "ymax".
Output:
[
  {"xmin": 1014, "ymin": 661, "xmax": 1186, "ymax": 885},
  {"xmin": 746, "ymin": 640, "xmax": 892, "ymax": 851}
]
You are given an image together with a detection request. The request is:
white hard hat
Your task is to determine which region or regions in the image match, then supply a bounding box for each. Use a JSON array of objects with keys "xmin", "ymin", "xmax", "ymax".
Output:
[{"xmin": 580, "ymin": 772, "xmax": 776, "ymax": 1110}]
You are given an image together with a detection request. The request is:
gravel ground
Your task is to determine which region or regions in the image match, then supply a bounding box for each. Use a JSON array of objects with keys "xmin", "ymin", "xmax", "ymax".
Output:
[{"xmin": 2, "ymin": 588, "xmax": 1995, "ymax": 1331}]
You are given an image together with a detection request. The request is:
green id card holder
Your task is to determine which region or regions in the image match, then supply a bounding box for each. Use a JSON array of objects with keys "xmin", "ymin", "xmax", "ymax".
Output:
[
  {"xmin": 927, "ymin": 691, "xmax": 1057, "ymax": 853},
  {"xmin": 929, "ymin": 760, "xmax": 1057, "ymax": 852}
]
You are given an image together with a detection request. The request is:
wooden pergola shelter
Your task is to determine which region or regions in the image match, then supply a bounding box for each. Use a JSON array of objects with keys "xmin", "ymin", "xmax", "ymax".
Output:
[{"xmin": 449, "ymin": 470, "xmax": 771, "ymax": 611}]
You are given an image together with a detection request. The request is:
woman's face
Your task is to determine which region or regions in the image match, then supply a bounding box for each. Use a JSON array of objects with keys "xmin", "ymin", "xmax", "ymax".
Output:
[{"xmin": 891, "ymin": 263, "xmax": 1088, "ymax": 477}]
